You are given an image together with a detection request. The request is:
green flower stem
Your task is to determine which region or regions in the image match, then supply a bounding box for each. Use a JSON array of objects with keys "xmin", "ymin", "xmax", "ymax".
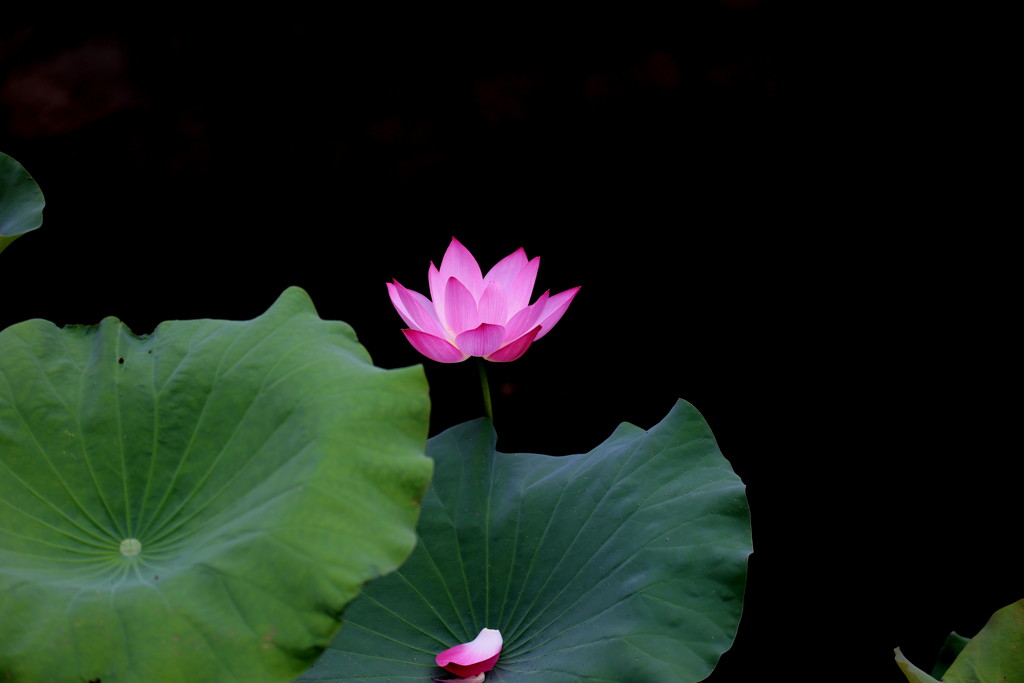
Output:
[{"xmin": 476, "ymin": 357, "xmax": 494, "ymax": 423}]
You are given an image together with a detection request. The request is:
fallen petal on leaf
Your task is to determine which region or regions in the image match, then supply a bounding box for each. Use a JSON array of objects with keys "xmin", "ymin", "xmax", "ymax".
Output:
[{"xmin": 436, "ymin": 628, "xmax": 502, "ymax": 677}]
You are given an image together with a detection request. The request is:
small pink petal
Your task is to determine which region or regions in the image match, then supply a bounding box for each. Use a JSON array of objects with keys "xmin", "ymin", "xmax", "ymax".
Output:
[
  {"xmin": 444, "ymin": 277, "xmax": 480, "ymax": 335},
  {"xmin": 486, "ymin": 326, "xmax": 541, "ymax": 362},
  {"xmin": 390, "ymin": 280, "xmax": 445, "ymax": 338},
  {"xmin": 386, "ymin": 281, "xmax": 419, "ymax": 329},
  {"xmin": 402, "ymin": 329, "xmax": 468, "ymax": 363},
  {"xmin": 438, "ymin": 237, "xmax": 484, "ymax": 299},
  {"xmin": 502, "ymin": 290, "xmax": 548, "ymax": 342},
  {"xmin": 505, "ymin": 256, "xmax": 540, "ymax": 313},
  {"xmin": 428, "ymin": 262, "xmax": 446, "ymax": 324},
  {"xmin": 477, "ymin": 281, "xmax": 508, "ymax": 325},
  {"xmin": 534, "ymin": 286, "xmax": 580, "ymax": 340},
  {"xmin": 455, "ymin": 324, "xmax": 506, "ymax": 357},
  {"xmin": 436, "ymin": 628, "xmax": 503, "ymax": 677},
  {"xmin": 483, "ymin": 246, "xmax": 528, "ymax": 288}
]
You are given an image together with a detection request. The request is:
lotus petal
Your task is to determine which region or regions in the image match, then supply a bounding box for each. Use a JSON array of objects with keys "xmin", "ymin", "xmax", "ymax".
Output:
[
  {"xmin": 483, "ymin": 247, "xmax": 528, "ymax": 288},
  {"xmin": 436, "ymin": 628, "xmax": 502, "ymax": 678},
  {"xmin": 477, "ymin": 281, "xmax": 508, "ymax": 325},
  {"xmin": 534, "ymin": 286, "xmax": 581, "ymax": 340},
  {"xmin": 505, "ymin": 256, "xmax": 540, "ymax": 313},
  {"xmin": 389, "ymin": 280, "xmax": 445, "ymax": 338},
  {"xmin": 486, "ymin": 325, "xmax": 541, "ymax": 363},
  {"xmin": 456, "ymin": 324, "xmax": 506, "ymax": 358},
  {"xmin": 403, "ymin": 329, "xmax": 468, "ymax": 363},
  {"xmin": 444, "ymin": 277, "xmax": 480, "ymax": 336},
  {"xmin": 438, "ymin": 237, "xmax": 484, "ymax": 299}
]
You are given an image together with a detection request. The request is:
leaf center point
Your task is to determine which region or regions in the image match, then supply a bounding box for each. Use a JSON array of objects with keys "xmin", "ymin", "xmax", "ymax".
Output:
[{"xmin": 119, "ymin": 538, "xmax": 142, "ymax": 557}]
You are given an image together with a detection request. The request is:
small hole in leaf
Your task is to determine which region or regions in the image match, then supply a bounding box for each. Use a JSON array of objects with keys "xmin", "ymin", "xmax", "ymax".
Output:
[{"xmin": 118, "ymin": 357, "xmax": 125, "ymax": 364}]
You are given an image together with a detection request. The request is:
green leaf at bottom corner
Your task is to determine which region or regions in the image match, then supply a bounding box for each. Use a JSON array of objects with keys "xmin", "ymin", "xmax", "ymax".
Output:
[
  {"xmin": 0, "ymin": 286, "xmax": 432, "ymax": 682},
  {"xmin": 942, "ymin": 598, "xmax": 1024, "ymax": 683},
  {"xmin": 301, "ymin": 399, "xmax": 752, "ymax": 682},
  {"xmin": 0, "ymin": 151, "xmax": 45, "ymax": 254}
]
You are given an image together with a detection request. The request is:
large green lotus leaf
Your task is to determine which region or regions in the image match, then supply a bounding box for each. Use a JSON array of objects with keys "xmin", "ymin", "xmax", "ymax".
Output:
[
  {"xmin": 0, "ymin": 152, "xmax": 46, "ymax": 255},
  {"xmin": 0, "ymin": 287, "xmax": 432, "ymax": 682},
  {"xmin": 943, "ymin": 598, "xmax": 1024, "ymax": 682},
  {"xmin": 896, "ymin": 598, "xmax": 1024, "ymax": 683},
  {"xmin": 299, "ymin": 399, "xmax": 751, "ymax": 681}
]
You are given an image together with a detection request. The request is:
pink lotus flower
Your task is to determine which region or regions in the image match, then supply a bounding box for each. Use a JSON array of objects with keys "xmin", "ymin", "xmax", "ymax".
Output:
[
  {"xmin": 434, "ymin": 628, "xmax": 503, "ymax": 679},
  {"xmin": 387, "ymin": 238, "xmax": 580, "ymax": 363}
]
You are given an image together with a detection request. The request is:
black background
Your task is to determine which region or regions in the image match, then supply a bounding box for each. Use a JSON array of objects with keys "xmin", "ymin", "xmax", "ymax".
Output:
[{"xmin": 1, "ymin": 10, "xmax": 1018, "ymax": 682}]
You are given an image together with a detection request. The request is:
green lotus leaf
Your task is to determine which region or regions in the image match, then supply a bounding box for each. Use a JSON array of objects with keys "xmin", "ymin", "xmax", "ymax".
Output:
[
  {"xmin": 896, "ymin": 599, "xmax": 1024, "ymax": 682},
  {"xmin": 0, "ymin": 287, "xmax": 432, "ymax": 682},
  {"xmin": 933, "ymin": 631, "xmax": 970, "ymax": 679},
  {"xmin": 0, "ymin": 152, "xmax": 46, "ymax": 255},
  {"xmin": 935, "ymin": 599, "xmax": 1022, "ymax": 683},
  {"xmin": 300, "ymin": 399, "xmax": 751, "ymax": 682}
]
